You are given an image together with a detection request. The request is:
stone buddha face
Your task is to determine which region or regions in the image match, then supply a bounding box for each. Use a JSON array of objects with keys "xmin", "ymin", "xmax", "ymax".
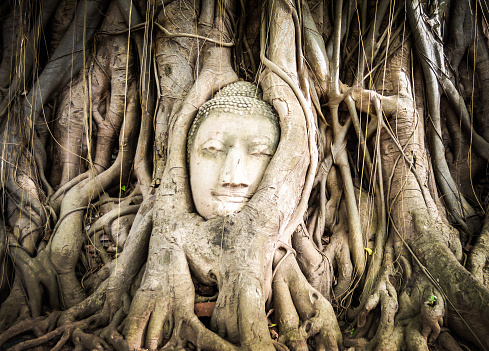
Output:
[{"xmin": 188, "ymin": 82, "xmax": 279, "ymax": 220}]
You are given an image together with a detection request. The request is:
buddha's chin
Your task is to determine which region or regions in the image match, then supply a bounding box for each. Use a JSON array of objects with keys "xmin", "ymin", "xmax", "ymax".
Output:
[{"xmin": 209, "ymin": 200, "xmax": 246, "ymax": 219}]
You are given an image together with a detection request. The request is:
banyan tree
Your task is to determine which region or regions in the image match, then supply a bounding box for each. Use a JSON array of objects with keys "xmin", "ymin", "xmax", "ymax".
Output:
[{"xmin": 0, "ymin": 0, "xmax": 489, "ymax": 350}]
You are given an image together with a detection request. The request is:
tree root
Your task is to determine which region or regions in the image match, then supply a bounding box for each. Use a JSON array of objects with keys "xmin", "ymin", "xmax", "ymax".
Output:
[
  {"xmin": 71, "ymin": 327, "xmax": 110, "ymax": 350},
  {"xmin": 0, "ymin": 310, "xmax": 62, "ymax": 349},
  {"xmin": 272, "ymin": 253, "xmax": 342, "ymax": 351},
  {"xmin": 346, "ymin": 216, "xmax": 479, "ymax": 351},
  {"xmin": 123, "ymin": 240, "xmax": 196, "ymax": 350},
  {"xmin": 7, "ymin": 236, "xmax": 59, "ymax": 317},
  {"xmin": 410, "ymin": 212, "xmax": 489, "ymax": 350},
  {"xmin": 49, "ymin": 76, "xmax": 138, "ymax": 308},
  {"xmin": 104, "ymin": 196, "xmax": 154, "ymax": 318},
  {"xmin": 345, "ymin": 253, "xmax": 399, "ymax": 350},
  {"xmin": 0, "ymin": 278, "xmax": 111, "ymax": 350},
  {"xmin": 1, "ymin": 2, "xmax": 489, "ymax": 351},
  {"xmin": 468, "ymin": 206, "xmax": 489, "ymax": 285},
  {"xmin": 7, "ymin": 314, "xmax": 101, "ymax": 351},
  {"xmin": 292, "ymin": 226, "xmax": 333, "ymax": 300},
  {"xmin": 99, "ymin": 306, "xmax": 130, "ymax": 351},
  {"xmin": 438, "ymin": 331, "xmax": 465, "ymax": 351},
  {"xmin": 0, "ymin": 278, "xmax": 31, "ymax": 332},
  {"xmin": 163, "ymin": 316, "xmax": 241, "ymax": 351}
]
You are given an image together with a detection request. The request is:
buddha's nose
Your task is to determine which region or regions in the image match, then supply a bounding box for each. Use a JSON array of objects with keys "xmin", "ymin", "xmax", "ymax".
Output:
[{"xmin": 220, "ymin": 148, "xmax": 249, "ymax": 188}]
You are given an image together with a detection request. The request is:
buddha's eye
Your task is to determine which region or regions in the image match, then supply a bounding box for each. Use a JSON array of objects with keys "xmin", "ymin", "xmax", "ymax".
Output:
[
  {"xmin": 250, "ymin": 144, "xmax": 273, "ymax": 157},
  {"xmin": 201, "ymin": 139, "xmax": 225, "ymax": 155}
]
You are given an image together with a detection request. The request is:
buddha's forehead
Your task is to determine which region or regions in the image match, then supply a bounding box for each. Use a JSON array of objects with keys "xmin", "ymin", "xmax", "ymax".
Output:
[
  {"xmin": 194, "ymin": 111, "xmax": 279, "ymax": 145},
  {"xmin": 187, "ymin": 81, "xmax": 279, "ymax": 159}
]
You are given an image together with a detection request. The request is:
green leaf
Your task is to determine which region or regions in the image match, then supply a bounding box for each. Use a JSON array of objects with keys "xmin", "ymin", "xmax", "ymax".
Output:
[{"xmin": 121, "ymin": 185, "xmax": 126, "ymax": 192}]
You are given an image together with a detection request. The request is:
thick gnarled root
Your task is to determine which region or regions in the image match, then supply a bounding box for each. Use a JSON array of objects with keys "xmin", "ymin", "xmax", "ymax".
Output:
[
  {"xmin": 0, "ymin": 235, "xmax": 58, "ymax": 322},
  {"xmin": 123, "ymin": 271, "xmax": 173, "ymax": 349},
  {"xmin": 12, "ymin": 250, "xmax": 58, "ymax": 315},
  {"xmin": 209, "ymin": 270, "xmax": 275, "ymax": 351},
  {"xmin": 345, "ymin": 259, "xmax": 446, "ymax": 351},
  {"xmin": 124, "ymin": 264, "xmax": 241, "ymax": 351},
  {"xmin": 400, "ymin": 274, "xmax": 445, "ymax": 350},
  {"xmin": 345, "ymin": 267, "xmax": 399, "ymax": 350},
  {"xmin": 0, "ymin": 311, "xmax": 62, "ymax": 350},
  {"xmin": 0, "ymin": 278, "xmax": 108, "ymax": 350},
  {"xmin": 123, "ymin": 235, "xmax": 248, "ymax": 351},
  {"xmin": 468, "ymin": 207, "xmax": 489, "ymax": 287},
  {"xmin": 0, "ymin": 278, "xmax": 32, "ymax": 332},
  {"xmin": 162, "ymin": 316, "xmax": 240, "ymax": 351},
  {"xmin": 122, "ymin": 236, "xmax": 197, "ymax": 351},
  {"xmin": 272, "ymin": 253, "xmax": 343, "ymax": 351}
]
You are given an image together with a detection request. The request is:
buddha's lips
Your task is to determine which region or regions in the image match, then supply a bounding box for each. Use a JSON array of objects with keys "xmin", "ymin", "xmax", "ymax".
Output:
[{"xmin": 212, "ymin": 191, "xmax": 252, "ymax": 203}]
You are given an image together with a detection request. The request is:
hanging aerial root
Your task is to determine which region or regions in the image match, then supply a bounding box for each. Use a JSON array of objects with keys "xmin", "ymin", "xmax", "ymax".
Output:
[
  {"xmin": 406, "ymin": 0, "xmax": 480, "ymax": 238},
  {"xmin": 328, "ymin": 92, "xmax": 365, "ymax": 282}
]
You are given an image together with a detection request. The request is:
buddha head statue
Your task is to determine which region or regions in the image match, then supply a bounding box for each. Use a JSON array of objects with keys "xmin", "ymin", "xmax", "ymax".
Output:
[{"xmin": 188, "ymin": 81, "xmax": 280, "ymax": 220}]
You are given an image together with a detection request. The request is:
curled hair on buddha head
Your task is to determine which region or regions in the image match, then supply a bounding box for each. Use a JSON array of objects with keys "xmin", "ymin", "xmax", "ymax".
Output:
[{"xmin": 187, "ymin": 81, "xmax": 279, "ymax": 160}]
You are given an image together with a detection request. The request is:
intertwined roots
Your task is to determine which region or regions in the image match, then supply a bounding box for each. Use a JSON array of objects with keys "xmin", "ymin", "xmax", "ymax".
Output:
[{"xmin": 1, "ymin": 0, "xmax": 489, "ymax": 350}]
